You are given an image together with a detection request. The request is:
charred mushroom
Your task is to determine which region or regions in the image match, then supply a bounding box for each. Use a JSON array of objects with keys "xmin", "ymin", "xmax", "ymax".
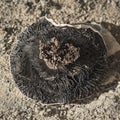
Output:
[{"xmin": 10, "ymin": 17, "xmax": 120, "ymax": 104}]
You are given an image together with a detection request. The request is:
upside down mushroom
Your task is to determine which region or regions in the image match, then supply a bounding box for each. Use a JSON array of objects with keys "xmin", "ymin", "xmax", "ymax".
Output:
[{"xmin": 10, "ymin": 17, "xmax": 120, "ymax": 104}]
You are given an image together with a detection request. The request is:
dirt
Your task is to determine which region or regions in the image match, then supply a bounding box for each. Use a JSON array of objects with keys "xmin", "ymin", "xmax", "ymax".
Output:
[
  {"xmin": 0, "ymin": 0, "xmax": 120, "ymax": 120},
  {"xmin": 40, "ymin": 37, "xmax": 80, "ymax": 70}
]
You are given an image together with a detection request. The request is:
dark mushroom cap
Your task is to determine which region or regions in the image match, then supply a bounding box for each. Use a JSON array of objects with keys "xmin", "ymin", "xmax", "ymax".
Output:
[{"xmin": 10, "ymin": 18, "xmax": 107, "ymax": 104}]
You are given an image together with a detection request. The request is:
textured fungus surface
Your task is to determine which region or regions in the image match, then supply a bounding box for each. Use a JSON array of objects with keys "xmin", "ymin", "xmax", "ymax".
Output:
[
  {"xmin": 39, "ymin": 37, "xmax": 80, "ymax": 69},
  {"xmin": 10, "ymin": 18, "xmax": 108, "ymax": 104}
]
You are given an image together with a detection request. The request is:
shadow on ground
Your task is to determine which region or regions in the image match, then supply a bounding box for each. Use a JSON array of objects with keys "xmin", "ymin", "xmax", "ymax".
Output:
[{"xmin": 101, "ymin": 22, "xmax": 120, "ymax": 44}]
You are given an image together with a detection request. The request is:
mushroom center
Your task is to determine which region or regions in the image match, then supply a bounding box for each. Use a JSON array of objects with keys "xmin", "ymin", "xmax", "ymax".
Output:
[{"xmin": 39, "ymin": 37, "xmax": 80, "ymax": 69}]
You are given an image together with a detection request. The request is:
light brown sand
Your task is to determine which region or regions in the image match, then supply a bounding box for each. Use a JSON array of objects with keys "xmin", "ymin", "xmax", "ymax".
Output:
[{"xmin": 0, "ymin": 0, "xmax": 120, "ymax": 120}]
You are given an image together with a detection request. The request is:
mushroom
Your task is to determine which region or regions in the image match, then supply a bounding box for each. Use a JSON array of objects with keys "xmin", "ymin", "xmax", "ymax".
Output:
[{"xmin": 10, "ymin": 17, "xmax": 120, "ymax": 104}]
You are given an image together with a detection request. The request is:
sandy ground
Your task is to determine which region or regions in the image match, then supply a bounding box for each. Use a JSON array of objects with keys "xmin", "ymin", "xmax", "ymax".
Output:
[{"xmin": 0, "ymin": 0, "xmax": 120, "ymax": 120}]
